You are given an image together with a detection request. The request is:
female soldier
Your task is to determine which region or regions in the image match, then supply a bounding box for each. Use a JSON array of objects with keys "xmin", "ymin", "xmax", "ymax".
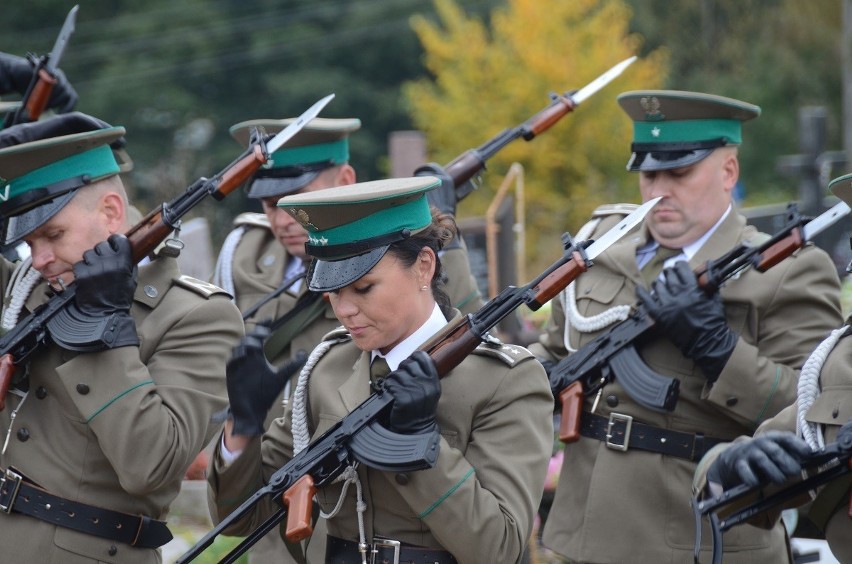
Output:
[{"xmin": 208, "ymin": 176, "xmax": 553, "ymax": 564}]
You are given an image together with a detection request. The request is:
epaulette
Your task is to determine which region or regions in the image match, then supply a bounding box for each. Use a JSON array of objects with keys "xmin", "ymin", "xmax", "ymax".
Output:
[
  {"xmin": 173, "ymin": 275, "xmax": 231, "ymax": 298},
  {"xmin": 470, "ymin": 337, "xmax": 535, "ymax": 367},
  {"xmin": 320, "ymin": 325, "xmax": 351, "ymax": 343},
  {"xmin": 591, "ymin": 203, "xmax": 638, "ymax": 218},
  {"xmin": 233, "ymin": 212, "xmax": 271, "ymax": 229}
]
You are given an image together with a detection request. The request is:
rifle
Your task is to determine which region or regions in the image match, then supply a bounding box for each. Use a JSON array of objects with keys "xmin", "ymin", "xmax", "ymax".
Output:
[
  {"xmin": 240, "ymin": 56, "xmax": 638, "ymax": 325},
  {"xmin": 0, "ymin": 94, "xmax": 336, "ymax": 410},
  {"xmin": 442, "ymin": 56, "xmax": 636, "ymax": 202},
  {"xmin": 692, "ymin": 435, "xmax": 852, "ymax": 564},
  {"xmin": 552, "ymin": 200, "xmax": 852, "ymax": 443},
  {"xmin": 175, "ymin": 197, "xmax": 660, "ymax": 564},
  {"xmin": 3, "ymin": 5, "xmax": 78, "ymax": 128}
]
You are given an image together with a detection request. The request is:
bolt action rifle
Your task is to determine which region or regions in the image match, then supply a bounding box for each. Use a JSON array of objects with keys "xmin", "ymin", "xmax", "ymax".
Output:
[
  {"xmin": 692, "ymin": 433, "xmax": 852, "ymax": 564},
  {"xmin": 3, "ymin": 5, "xmax": 79, "ymax": 128},
  {"xmin": 551, "ymin": 201, "xmax": 852, "ymax": 443},
  {"xmin": 175, "ymin": 198, "xmax": 660, "ymax": 564},
  {"xmin": 0, "ymin": 94, "xmax": 336, "ymax": 411}
]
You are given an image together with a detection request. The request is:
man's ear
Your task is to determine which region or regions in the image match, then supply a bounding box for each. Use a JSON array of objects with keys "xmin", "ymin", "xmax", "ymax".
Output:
[
  {"xmin": 333, "ymin": 164, "xmax": 357, "ymax": 187},
  {"xmin": 100, "ymin": 191, "xmax": 127, "ymax": 234}
]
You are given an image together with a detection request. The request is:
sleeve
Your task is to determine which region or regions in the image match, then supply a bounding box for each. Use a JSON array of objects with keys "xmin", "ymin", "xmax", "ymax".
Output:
[
  {"xmin": 705, "ymin": 246, "xmax": 843, "ymax": 429},
  {"xmin": 389, "ymin": 358, "xmax": 554, "ymax": 564},
  {"xmin": 528, "ymin": 291, "xmax": 570, "ymax": 362},
  {"xmin": 440, "ymin": 245, "xmax": 484, "ymax": 316},
  {"xmin": 54, "ymin": 295, "xmax": 244, "ymax": 495}
]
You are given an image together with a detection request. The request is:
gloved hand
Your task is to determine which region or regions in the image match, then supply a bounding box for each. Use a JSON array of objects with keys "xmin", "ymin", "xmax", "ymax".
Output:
[
  {"xmin": 707, "ymin": 431, "xmax": 812, "ymax": 489},
  {"xmin": 0, "ymin": 52, "xmax": 78, "ymax": 114},
  {"xmin": 416, "ymin": 162, "xmax": 458, "ymax": 217},
  {"xmin": 834, "ymin": 417, "xmax": 852, "ymax": 452},
  {"xmin": 383, "ymin": 351, "xmax": 441, "ymax": 435},
  {"xmin": 226, "ymin": 323, "xmax": 307, "ymax": 436},
  {"xmin": 636, "ymin": 261, "xmax": 737, "ymax": 382},
  {"xmin": 74, "ymin": 234, "xmax": 137, "ymax": 315}
]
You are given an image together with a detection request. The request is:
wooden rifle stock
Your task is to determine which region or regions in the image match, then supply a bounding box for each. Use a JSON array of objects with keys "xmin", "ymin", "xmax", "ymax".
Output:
[
  {"xmin": 283, "ymin": 475, "xmax": 317, "ymax": 542},
  {"xmin": 442, "ymin": 93, "xmax": 577, "ymax": 201},
  {"xmin": 23, "ymin": 68, "xmax": 58, "ymax": 123},
  {"xmin": 0, "ymin": 141, "xmax": 271, "ymax": 411},
  {"xmin": 558, "ymin": 381, "xmax": 583, "ymax": 442}
]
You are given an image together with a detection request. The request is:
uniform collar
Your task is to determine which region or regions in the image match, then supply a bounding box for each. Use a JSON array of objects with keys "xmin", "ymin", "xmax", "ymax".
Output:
[{"xmin": 371, "ymin": 303, "xmax": 447, "ymax": 371}]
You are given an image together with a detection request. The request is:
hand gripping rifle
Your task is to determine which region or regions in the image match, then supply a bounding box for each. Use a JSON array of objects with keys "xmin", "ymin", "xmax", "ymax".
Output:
[
  {"xmin": 3, "ymin": 5, "xmax": 78, "ymax": 128},
  {"xmin": 439, "ymin": 56, "xmax": 636, "ymax": 202},
  {"xmin": 175, "ymin": 198, "xmax": 659, "ymax": 564},
  {"xmin": 552, "ymin": 200, "xmax": 852, "ymax": 443},
  {"xmin": 692, "ymin": 434, "xmax": 852, "ymax": 564},
  {"xmin": 0, "ymin": 94, "xmax": 336, "ymax": 411}
]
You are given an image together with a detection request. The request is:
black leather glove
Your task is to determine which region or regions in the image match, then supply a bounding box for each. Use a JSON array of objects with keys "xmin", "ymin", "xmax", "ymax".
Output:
[
  {"xmin": 416, "ymin": 162, "xmax": 457, "ymax": 217},
  {"xmin": 636, "ymin": 261, "xmax": 737, "ymax": 382},
  {"xmin": 226, "ymin": 323, "xmax": 307, "ymax": 436},
  {"xmin": 0, "ymin": 52, "xmax": 78, "ymax": 114},
  {"xmin": 49, "ymin": 234, "xmax": 139, "ymax": 350},
  {"xmin": 707, "ymin": 431, "xmax": 812, "ymax": 489},
  {"xmin": 383, "ymin": 351, "xmax": 441, "ymax": 435}
]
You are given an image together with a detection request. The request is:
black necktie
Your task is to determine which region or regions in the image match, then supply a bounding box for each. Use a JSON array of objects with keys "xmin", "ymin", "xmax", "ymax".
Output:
[
  {"xmin": 641, "ymin": 246, "xmax": 680, "ymax": 286},
  {"xmin": 370, "ymin": 356, "xmax": 391, "ymax": 391}
]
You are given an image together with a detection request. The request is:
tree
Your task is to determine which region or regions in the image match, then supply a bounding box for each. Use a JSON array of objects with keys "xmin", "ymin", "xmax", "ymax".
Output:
[{"xmin": 405, "ymin": 0, "xmax": 668, "ymax": 269}]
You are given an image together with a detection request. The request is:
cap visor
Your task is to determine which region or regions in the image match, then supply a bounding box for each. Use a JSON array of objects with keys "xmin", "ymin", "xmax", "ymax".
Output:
[
  {"xmin": 308, "ymin": 246, "xmax": 388, "ymax": 292},
  {"xmin": 5, "ymin": 190, "xmax": 76, "ymax": 245},
  {"xmin": 627, "ymin": 148, "xmax": 713, "ymax": 172},
  {"xmin": 247, "ymin": 171, "xmax": 320, "ymax": 199}
]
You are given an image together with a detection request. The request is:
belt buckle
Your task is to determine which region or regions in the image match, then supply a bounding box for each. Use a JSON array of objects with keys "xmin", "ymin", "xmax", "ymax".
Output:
[
  {"xmin": 371, "ymin": 537, "xmax": 401, "ymax": 564},
  {"xmin": 0, "ymin": 468, "xmax": 23, "ymax": 514},
  {"xmin": 605, "ymin": 413, "xmax": 633, "ymax": 451}
]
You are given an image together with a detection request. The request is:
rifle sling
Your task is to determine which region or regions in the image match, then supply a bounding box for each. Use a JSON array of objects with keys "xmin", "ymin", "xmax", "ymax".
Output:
[{"xmin": 263, "ymin": 292, "xmax": 326, "ymax": 361}]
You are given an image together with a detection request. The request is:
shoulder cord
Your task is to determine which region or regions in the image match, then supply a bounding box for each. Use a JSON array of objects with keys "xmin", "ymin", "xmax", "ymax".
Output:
[
  {"xmin": 211, "ymin": 226, "xmax": 246, "ymax": 298},
  {"xmin": 2, "ymin": 257, "xmax": 42, "ymax": 331},
  {"xmin": 290, "ymin": 335, "xmax": 368, "ymax": 548},
  {"xmin": 797, "ymin": 325, "xmax": 850, "ymax": 450},
  {"xmin": 560, "ymin": 218, "xmax": 632, "ymax": 352}
]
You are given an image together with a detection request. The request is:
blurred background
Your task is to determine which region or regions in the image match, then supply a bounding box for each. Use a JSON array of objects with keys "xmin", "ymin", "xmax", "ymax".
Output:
[{"xmin": 2, "ymin": 0, "xmax": 850, "ymax": 282}]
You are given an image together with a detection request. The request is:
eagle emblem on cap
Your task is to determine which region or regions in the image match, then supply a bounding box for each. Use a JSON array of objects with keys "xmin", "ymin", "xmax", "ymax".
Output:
[
  {"xmin": 640, "ymin": 96, "xmax": 664, "ymax": 121},
  {"xmin": 291, "ymin": 208, "xmax": 317, "ymax": 230}
]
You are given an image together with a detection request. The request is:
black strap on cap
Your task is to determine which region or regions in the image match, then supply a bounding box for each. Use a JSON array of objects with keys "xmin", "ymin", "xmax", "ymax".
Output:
[
  {"xmin": 0, "ymin": 174, "xmax": 92, "ymax": 217},
  {"xmin": 631, "ymin": 138, "xmax": 728, "ymax": 153}
]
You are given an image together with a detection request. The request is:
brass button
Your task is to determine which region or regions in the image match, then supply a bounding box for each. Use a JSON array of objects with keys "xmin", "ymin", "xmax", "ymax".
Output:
[
  {"xmin": 605, "ymin": 395, "xmax": 619, "ymax": 408},
  {"xmin": 16, "ymin": 428, "xmax": 29, "ymax": 442},
  {"xmin": 108, "ymin": 545, "xmax": 118, "ymax": 556},
  {"xmin": 35, "ymin": 387, "xmax": 47, "ymax": 399},
  {"xmin": 395, "ymin": 473, "xmax": 410, "ymax": 485},
  {"xmin": 76, "ymin": 383, "xmax": 90, "ymax": 395}
]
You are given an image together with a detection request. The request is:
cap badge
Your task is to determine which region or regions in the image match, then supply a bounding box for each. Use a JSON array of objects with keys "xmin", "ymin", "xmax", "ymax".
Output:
[
  {"xmin": 292, "ymin": 208, "xmax": 317, "ymax": 230},
  {"xmin": 640, "ymin": 96, "xmax": 664, "ymax": 121},
  {"xmin": 651, "ymin": 127, "xmax": 661, "ymax": 138},
  {"xmin": 0, "ymin": 185, "xmax": 9, "ymax": 202},
  {"xmin": 308, "ymin": 235, "xmax": 328, "ymax": 246}
]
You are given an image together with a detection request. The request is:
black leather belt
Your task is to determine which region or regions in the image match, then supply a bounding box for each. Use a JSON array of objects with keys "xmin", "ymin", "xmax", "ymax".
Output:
[
  {"xmin": 326, "ymin": 535, "xmax": 459, "ymax": 564},
  {"xmin": 581, "ymin": 411, "xmax": 726, "ymax": 461},
  {"xmin": 0, "ymin": 467, "xmax": 172, "ymax": 548}
]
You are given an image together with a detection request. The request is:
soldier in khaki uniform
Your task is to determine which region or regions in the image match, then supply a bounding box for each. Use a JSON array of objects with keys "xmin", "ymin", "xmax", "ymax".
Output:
[
  {"xmin": 0, "ymin": 113, "xmax": 243, "ymax": 563},
  {"xmin": 208, "ymin": 176, "xmax": 553, "ymax": 564},
  {"xmin": 212, "ymin": 118, "xmax": 484, "ymax": 562},
  {"xmin": 693, "ymin": 175, "xmax": 852, "ymax": 563},
  {"xmin": 534, "ymin": 91, "xmax": 844, "ymax": 563}
]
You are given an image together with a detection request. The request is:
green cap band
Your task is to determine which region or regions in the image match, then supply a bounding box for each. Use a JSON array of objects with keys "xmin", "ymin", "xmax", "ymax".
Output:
[
  {"xmin": 633, "ymin": 118, "xmax": 742, "ymax": 145},
  {"xmin": 304, "ymin": 195, "xmax": 432, "ymax": 253},
  {"xmin": 6, "ymin": 144, "xmax": 120, "ymax": 199},
  {"xmin": 270, "ymin": 139, "xmax": 349, "ymax": 169}
]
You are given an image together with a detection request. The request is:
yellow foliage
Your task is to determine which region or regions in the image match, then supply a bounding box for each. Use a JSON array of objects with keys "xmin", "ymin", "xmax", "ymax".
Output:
[{"xmin": 405, "ymin": 0, "xmax": 668, "ymax": 271}]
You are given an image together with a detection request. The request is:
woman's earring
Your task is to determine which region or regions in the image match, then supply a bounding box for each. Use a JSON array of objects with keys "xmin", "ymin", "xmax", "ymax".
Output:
[{"xmin": 420, "ymin": 285, "xmax": 429, "ymax": 291}]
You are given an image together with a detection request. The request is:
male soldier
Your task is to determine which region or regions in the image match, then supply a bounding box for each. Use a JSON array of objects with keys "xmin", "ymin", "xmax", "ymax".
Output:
[
  {"xmin": 0, "ymin": 112, "xmax": 243, "ymax": 563},
  {"xmin": 534, "ymin": 90, "xmax": 844, "ymax": 563},
  {"xmin": 693, "ymin": 175, "xmax": 852, "ymax": 563},
  {"xmin": 212, "ymin": 117, "xmax": 484, "ymax": 563}
]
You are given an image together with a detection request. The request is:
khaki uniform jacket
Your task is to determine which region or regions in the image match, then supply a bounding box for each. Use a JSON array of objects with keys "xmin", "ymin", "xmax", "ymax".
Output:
[
  {"xmin": 695, "ymin": 319, "xmax": 852, "ymax": 563},
  {"xmin": 208, "ymin": 313, "xmax": 554, "ymax": 564},
  {"xmin": 533, "ymin": 209, "xmax": 843, "ymax": 563},
  {"xmin": 0, "ymin": 256, "xmax": 243, "ymax": 564}
]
